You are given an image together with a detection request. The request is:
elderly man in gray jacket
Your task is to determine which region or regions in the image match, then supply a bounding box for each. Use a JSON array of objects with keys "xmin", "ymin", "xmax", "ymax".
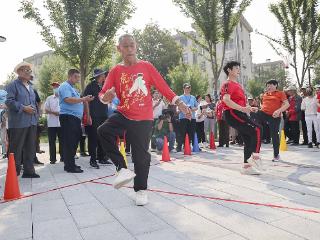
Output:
[{"xmin": 5, "ymin": 62, "xmax": 40, "ymax": 178}]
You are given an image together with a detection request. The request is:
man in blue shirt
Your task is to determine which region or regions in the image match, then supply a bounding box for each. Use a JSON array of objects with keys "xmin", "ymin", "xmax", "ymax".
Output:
[
  {"xmin": 176, "ymin": 83, "xmax": 198, "ymax": 152},
  {"xmin": 5, "ymin": 62, "xmax": 40, "ymax": 178},
  {"xmin": 59, "ymin": 69, "xmax": 94, "ymax": 173}
]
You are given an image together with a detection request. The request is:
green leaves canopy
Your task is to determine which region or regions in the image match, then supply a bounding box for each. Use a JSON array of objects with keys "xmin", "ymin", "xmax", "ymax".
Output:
[
  {"xmin": 173, "ymin": 0, "xmax": 252, "ymax": 93},
  {"xmin": 20, "ymin": 0, "xmax": 135, "ymax": 91},
  {"xmin": 133, "ymin": 23, "xmax": 182, "ymax": 85}
]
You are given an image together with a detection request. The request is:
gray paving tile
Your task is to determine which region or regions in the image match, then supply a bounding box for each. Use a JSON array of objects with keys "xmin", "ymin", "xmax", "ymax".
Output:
[
  {"xmin": 0, "ymin": 212, "xmax": 32, "ymax": 240},
  {"xmin": 110, "ymin": 205, "xmax": 169, "ymax": 236},
  {"xmin": 135, "ymin": 228, "xmax": 188, "ymax": 240},
  {"xmin": 60, "ymin": 184, "xmax": 97, "ymax": 206},
  {"xmin": 32, "ymin": 198, "xmax": 71, "ymax": 222},
  {"xmin": 271, "ymin": 215, "xmax": 320, "ymax": 240},
  {"xmin": 68, "ymin": 202, "xmax": 115, "ymax": 228},
  {"xmin": 33, "ymin": 217, "xmax": 82, "ymax": 240},
  {"xmin": 80, "ymin": 222, "xmax": 134, "ymax": 240}
]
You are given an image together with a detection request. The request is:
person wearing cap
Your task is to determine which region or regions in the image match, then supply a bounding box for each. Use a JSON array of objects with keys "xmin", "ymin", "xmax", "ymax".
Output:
[
  {"xmin": 220, "ymin": 61, "xmax": 262, "ymax": 175},
  {"xmin": 98, "ymin": 34, "xmax": 190, "ymax": 206},
  {"xmin": 286, "ymin": 85, "xmax": 302, "ymax": 145},
  {"xmin": 176, "ymin": 83, "xmax": 198, "ymax": 152},
  {"xmin": 44, "ymin": 82, "xmax": 62, "ymax": 164},
  {"xmin": 5, "ymin": 62, "xmax": 40, "ymax": 178},
  {"xmin": 83, "ymin": 69, "xmax": 111, "ymax": 169},
  {"xmin": 256, "ymin": 80, "xmax": 289, "ymax": 162},
  {"xmin": 59, "ymin": 69, "xmax": 95, "ymax": 173}
]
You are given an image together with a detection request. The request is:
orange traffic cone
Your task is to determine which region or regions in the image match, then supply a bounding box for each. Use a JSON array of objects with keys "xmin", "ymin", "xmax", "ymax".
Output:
[
  {"xmin": 210, "ymin": 131, "xmax": 216, "ymax": 150},
  {"xmin": 161, "ymin": 136, "xmax": 171, "ymax": 162},
  {"xmin": 4, "ymin": 153, "xmax": 21, "ymax": 200},
  {"xmin": 184, "ymin": 133, "xmax": 192, "ymax": 155}
]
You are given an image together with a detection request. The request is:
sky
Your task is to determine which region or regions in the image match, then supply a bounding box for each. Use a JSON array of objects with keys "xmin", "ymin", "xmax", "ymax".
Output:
[{"xmin": 0, "ymin": 0, "xmax": 281, "ymax": 84}]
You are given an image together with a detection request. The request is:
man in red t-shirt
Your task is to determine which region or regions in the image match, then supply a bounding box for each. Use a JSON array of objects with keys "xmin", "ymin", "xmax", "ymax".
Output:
[
  {"xmin": 220, "ymin": 61, "xmax": 262, "ymax": 175},
  {"xmin": 97, "ymin": 34, "xmax": 190, "ymax": 206}
]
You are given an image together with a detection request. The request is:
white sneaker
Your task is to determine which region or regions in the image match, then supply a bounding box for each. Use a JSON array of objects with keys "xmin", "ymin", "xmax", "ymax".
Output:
[
  {"xmin": 113, "ymin": 168, "xmax": 136, "ymax": 189},
  {"xmin": 241, "ymin": 164, "xmax": 261, "ymax": 175},
  {"xmin": 272, "ymin": 155, "xmax": 281, "ymax": 162},
  {"xmin": 248, "ymin": 153, "xmax": 263, "ymax": 171},
  {"xmin": 135, "ymin": 190, "xmax": 148, "ymax": 206}
]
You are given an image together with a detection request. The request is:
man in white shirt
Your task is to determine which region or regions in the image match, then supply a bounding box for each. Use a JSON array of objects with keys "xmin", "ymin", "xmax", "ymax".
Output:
[
  {"xmin": 151, "ymin": 90, "xmax": 166, "ymax": 150},
  {"xmin": 44, "ymin": 82, "xmax": 62, "ymax": 164},
  {"xmin": 152, "ymin": 90, "xmax": 166, "ymax": 119}
]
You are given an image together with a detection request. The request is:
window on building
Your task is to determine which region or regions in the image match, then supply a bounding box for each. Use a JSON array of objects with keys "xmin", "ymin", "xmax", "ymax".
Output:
[
  {"xmin": 183, "ymin": 53, "xmax": 189, "ymax": 64},
  {"xmin": 240, "ymin": 23, "xmax": 243, "ymax": 32},
  {"xmin": 226, "ymin": 38, "xmax": 234, "ymax": 50},
  {"xmin": 180, "ymin": 38, "xmax": 188, "ymax": 47},
  {"xmin": 193, "ymin": 53, "xmax": 197, "ymax": 64},
  {"xmin": 241, "ymin": 40, "xmax": 244, "ymax": 50},
  {"xmin": 200, "ymin": 61, "xmax": 206, "ymax": 71}
]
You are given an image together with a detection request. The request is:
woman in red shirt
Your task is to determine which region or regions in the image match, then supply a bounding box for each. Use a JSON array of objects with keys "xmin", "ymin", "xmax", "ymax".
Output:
[{"xmin": 221, "ymin": 61, "xmax": 262, "ymax": 175}]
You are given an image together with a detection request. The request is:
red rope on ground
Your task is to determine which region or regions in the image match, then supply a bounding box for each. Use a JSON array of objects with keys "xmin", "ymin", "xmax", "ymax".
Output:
[
  {"xmin": 0, "ymin": 173, "xmax": 115, "ymax": 204},
  {"xmin": 90, "ymin": 180, "xmax": 320, "ymax": 214}
]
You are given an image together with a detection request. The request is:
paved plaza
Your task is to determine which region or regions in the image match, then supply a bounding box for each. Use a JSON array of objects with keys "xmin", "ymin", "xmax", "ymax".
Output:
[{"xmin": 0, "ymin": 143, "xmax": 320, "ymax": 240}]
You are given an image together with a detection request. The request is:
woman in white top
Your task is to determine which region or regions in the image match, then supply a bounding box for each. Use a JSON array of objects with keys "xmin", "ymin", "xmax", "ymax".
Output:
[{"xmin": 301, "ymin": 87, "xmax": 319, "ymax": 148}]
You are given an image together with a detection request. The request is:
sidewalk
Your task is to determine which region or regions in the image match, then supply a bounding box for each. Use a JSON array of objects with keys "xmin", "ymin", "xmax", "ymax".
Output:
[{"xmin": 1, "ymin": 143, "xmax": 320, "ymax": 240}]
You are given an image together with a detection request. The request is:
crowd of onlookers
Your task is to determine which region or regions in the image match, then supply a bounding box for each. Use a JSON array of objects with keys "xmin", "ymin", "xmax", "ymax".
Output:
[
  {"xmin": 1, "ymin": 61, "xmax": 320, "ymax": 178},
  {"xmin": 150, "ymin": 83, "xmax": 320, "ymax": 154}
]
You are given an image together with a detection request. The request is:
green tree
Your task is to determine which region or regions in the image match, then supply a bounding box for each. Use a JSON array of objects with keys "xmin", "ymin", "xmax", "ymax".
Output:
[
  {"xmin": 38, "ymin": 54, "xmax": 70, "ymax": 100},
  {"xmin": 312, "ymin": 64, "xmax": 320, "ymax": 86},
  {"xmin": 255, "ymin": 68, "xmax": 289, "ymax": 90},
  {"xmin": 246, "ymin": 80, "xmax": 264, "ymax": 98},
  {"xmin": 173, "ymin": 0, "xmax": 252, "ymax": 94},
  {"xmin": 3, "ymin": 72, "xmax": 17, "ymax": 86},
  {"xmin": 133, "ymin": 23, "xmax": 182, "ymax": 85},
  {"xmin": 20, "ymin": 0, "xmax": 135, "ymax": 91},
  {"xmin": 167, "ymin": 64, "xmax": 209, "ymax": 96},
  {"xmin": 257, "ymin": 0, "xmax": 320, "ymax": 88}
]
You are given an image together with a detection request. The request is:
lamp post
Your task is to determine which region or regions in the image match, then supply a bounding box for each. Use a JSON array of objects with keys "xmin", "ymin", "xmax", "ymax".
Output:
[{"xmin": 0, "ymin": 36, "xmax": 6, "ymax": 42}]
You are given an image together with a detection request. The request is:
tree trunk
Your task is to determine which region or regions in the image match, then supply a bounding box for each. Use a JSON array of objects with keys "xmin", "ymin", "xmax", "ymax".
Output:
[{"xmin": 80, "ymin": 63, "xmax": 87, "ymax": 93}]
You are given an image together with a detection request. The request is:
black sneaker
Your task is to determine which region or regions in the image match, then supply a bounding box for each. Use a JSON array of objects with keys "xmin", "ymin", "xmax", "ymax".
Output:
[
  {"xmin": 98, "ymin": 159, "xmax": 113, "ymax": 165},
  {"xmin": 65, "ymin": 168, "xmax": 84, "ymax": 173},
  {"xmin": 50, "ymin": 160, "xmax": 56, "ymax": 164},
  {"xmin": 308, "ymin": 143, "xmax": 313, "ymax": 148},
  {"xmin": 90, "ymin": 161, "xmax": 100, "ymax": 169},
  {"xmin": 22, "ymin": 172, "xmax": 40, "ymax": 178}
]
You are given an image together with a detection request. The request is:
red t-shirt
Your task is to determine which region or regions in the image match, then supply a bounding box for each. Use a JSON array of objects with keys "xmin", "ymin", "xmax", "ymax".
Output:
[
  {"xmin": 317, "ymin": 93, "xmax": 320, "ymax": 113},
  {"xmin": 215, "ymin": 100, "xmax": 224, "ymax": 121},
  {"xmin": 220, "ymin": 80, "xmax": 246, "ymax": 111},
  {"xmin": 288, "ymin": 96, "xmax": 298, "ymax": 121},
  {"xmin": 99, "ymin": 61, "xmax": 177, "ymax": 120}
]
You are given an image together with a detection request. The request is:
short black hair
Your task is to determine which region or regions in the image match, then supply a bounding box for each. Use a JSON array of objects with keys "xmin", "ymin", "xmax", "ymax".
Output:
[
  {"xmin": 266, "ymin": 79, "xmax": 278, "ymax": 87},
  {"xmin": 205, "ymin": 93, "xmax": 212, "ymax": 102},
  {"xmin": 223, "ymin": 61, "xmax": 240, "ymax": 76},
  {"xmin": 68, "ymin": 69, "xmax": 80, "ymax": 77}
]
